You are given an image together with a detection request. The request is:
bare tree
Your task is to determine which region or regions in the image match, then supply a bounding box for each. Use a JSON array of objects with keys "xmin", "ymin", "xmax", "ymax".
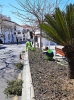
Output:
[{"xmin": 10, "ymin": 0, "xmax": 69, "ymax": 56}]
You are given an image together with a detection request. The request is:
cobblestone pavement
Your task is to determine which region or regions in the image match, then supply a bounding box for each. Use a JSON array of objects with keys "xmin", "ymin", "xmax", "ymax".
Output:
[{"xmin": 0, "ymin": 43, "xmax": 25, "ymax": 100}]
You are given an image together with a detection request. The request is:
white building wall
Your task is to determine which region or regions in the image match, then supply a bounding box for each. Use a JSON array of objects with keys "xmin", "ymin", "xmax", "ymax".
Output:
[
  {"xmin": 42, "ymin": 38, "xmax": 50, "ymax": 47},
  {"xmin": 27, "ymin": 31, "xmax": 30, "ymax": 40},
  {"xmin": 16, "ymin": 25, "xmax": 23, "ymax": 42},
  {"xmin": 0, "ymin": 14, "xmax": 25, "ymax": 44},
  {"xmin": 35, "ymin": 29, "xmax": 56, "ymax": 48}
]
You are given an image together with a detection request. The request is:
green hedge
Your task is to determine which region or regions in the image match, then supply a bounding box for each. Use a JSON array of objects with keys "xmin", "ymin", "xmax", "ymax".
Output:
[
  {"xmin": 15, "ymin": 62, "xmax": 23, "ymax": 70},
  {"xmin": 4, "ymin": 79, "xmax": 23, "ymax": 97}
]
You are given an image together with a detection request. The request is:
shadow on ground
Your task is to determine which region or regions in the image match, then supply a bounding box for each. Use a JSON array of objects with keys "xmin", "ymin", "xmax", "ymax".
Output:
[{"xmin": 0, "ymin": 46, "xmax": 6, "ymax": 50}]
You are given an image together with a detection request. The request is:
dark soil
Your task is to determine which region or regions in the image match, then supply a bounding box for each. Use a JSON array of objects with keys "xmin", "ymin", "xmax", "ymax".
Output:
[{"xmin": 28, "ymin": 48, "xmax": 74, "ymax": 100}]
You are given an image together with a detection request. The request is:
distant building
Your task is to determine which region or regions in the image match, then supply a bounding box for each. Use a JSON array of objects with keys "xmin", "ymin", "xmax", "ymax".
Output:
[
  {"xmin": 0, "ymin": 14, "xmax": 55, "ymax": 46},
  {"xmin": 0, "ymin": 14, "xmax": 27, "ymax": 43},
  {"xmin": 34, "ymin": 26, "xmax": 56, "ymax": 48}
]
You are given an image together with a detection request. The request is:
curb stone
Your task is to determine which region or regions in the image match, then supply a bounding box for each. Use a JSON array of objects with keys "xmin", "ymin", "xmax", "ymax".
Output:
[{"xmin": 21, "ymin": 51, "xmax": 35, "ymax": 100}]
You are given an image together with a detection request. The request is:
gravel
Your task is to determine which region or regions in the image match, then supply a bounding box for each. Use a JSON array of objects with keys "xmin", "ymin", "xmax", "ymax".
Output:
[{"xmin": 28, "ymin": 48, "xmax": 74, "ymax": 100}]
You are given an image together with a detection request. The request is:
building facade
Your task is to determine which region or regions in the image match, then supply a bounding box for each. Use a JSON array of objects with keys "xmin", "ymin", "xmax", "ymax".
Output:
[
  {"xmin": 0, "ymin": 14, "xmax": 28, "ymax": 44},
  {"xmin": 0, "ymin": 14, "xmax": 55, "ymax": 46}
]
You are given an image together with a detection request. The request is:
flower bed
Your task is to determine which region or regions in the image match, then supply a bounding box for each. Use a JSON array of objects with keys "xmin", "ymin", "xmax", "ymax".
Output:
[{"xmin": 28, "ymin": 48, "xmax": 74, "ymax": 100}]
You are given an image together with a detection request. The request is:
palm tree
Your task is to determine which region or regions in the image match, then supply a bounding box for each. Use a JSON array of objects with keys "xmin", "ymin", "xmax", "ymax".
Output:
[{"xmin": 40, "ymin": 4, "xmax": 74, "ymax": 79}]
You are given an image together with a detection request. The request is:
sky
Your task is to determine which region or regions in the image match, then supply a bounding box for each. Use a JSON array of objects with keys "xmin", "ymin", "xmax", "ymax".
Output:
[
  {"xmin": 0, "ymin": 0, "xmax": 74, "ymax": 25},
  {"xmin": 0, "ymin": 0, "xmax": 23, "ymax": 25}
]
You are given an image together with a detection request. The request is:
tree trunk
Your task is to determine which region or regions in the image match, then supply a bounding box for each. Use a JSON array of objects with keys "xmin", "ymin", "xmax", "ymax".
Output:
[
  {"xmin": 40, "ymin": 29, "xmax": 42, "ymax": 58},
  {"xmin": 62, "ymin": 45, "xmax": 74, "ymax": 79}
]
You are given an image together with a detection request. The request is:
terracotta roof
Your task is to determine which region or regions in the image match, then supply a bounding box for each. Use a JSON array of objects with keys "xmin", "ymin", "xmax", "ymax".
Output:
[
  {"xmin": 21, "ymin": 25, "xmax": 35, "ymax": 29},
  {"xmin": 2, "ymin": 19, "xmax": 22, "ymax": 26}
]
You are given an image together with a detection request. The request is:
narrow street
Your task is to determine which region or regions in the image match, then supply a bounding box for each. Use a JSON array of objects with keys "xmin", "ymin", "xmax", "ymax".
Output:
[{"xmin": 0, "ymin": 43, "xmax": 25, "ymax": 100}]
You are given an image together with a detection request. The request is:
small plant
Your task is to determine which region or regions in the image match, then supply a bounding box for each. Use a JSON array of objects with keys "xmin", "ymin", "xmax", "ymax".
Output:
[
  {"xmin": 4, "ymin": 79, "xmax": 23, "ymax": 97},
  {"xmin": 22, "ymin": 51, "xmax": 25, "ymax": 53},
  {"xmin": 15, "ymin": 62, "xmax": 23, "ymax": 70}
]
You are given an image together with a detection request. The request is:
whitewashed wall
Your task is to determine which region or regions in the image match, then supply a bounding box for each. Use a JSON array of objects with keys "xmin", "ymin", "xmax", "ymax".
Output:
[{"xmin": 35, "ymin": 29, "xmax": 56, "ymax": 48}]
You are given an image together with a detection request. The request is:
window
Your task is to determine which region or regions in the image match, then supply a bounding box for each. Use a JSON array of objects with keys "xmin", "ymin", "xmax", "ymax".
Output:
[
  {"xmin": 18, "ymin": 32, "xmax": 21, "ymax": 34},
  {"xmin": 14, "ymin": 26, "xmax": 16, "ymax": 31},
  {"xmin": 30, "ymin": 31, "xmax": 33, "ymax": 39},
  {"xmin": 8, "ymin": 34, "xmax": 10, "ymax": 40},
  {"xmin": 14, "ymin": 32, "xmax": 16, "ymax": 35},
  {"xmin": 23, "ymin": 34, "xmax": 25, "ymax": 37}
]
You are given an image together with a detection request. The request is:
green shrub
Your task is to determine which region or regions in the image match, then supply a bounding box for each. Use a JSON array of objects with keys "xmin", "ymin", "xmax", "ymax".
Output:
[
  {"xmin": 4, "ymin": 80, "xmax": 23, "ymax": 97},
  {"xmin": 15, "ymin": 62, "xmax": 23, "ymax": 70},
  {"xmin": 22, "ymin": 51, "xmax": 25, "ymax": 53}
]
